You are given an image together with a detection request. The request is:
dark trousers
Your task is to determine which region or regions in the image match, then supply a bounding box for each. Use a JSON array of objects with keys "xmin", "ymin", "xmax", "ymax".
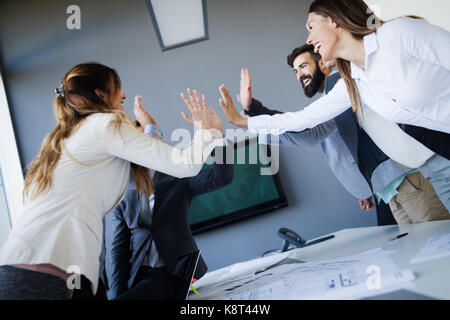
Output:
[
  {"xmin": 0, "ymin": 265, "xmax": 72, "ymax": 300},
  {"xmin": 376, "ymin": 200, "xmax": 397, "ymax": 226},
  {"xmin": 114, "ymin": 266, "xmax": 178, "ymax": 300},
  {"xmin": 71, "ymin": 275, "xmax": 107, "ymax": 300}
]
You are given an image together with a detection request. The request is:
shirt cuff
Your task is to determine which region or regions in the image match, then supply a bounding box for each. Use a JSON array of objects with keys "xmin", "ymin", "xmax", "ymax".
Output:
[
  {"xmin": 247, "ymin": 116, "xmax": 282, "ymax": 136},
  {"xmin": 215, "ymin": 137, "xmax": 231, "ymax": 147},
  {"xmin": 257, "ymin": 134, "xmax": 269, "ymax": 145},
  {"xmin": 144, "ymin": 124, "xmax": 163, "ymax": 139},
  {"xmin": 247, "ymin": 116, "xmax": 261, "ymax": 132}
]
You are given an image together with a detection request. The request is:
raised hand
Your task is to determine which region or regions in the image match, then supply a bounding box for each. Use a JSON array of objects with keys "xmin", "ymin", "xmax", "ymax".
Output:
[
  {"xmin": 219, "ymin": 85, "xmax": 248, "ymax": 128},
  {"xmin": 133, "ymin": 96, "xmax": 158, "ymax": 127},
  {"xmin": 236, "ymin": 68, "xmax": 252, "ymax": 112},
  {"xmin": 180, "ymin": 88, "xmax": 224, "ymax": 138},
  {"xmin": 359, "ymin": 196, "xmax": 376, "ymax": 211}
]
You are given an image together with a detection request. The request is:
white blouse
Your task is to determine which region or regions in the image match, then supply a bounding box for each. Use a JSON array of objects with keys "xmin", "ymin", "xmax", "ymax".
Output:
[
  {"xmin": 0, "ymin": 113, "xmax": 218, "ymax": 293},
  {"xmin": 248, "ymin": 17, "xmax": 450, "ymax": 134},
  {"xmin": 357, "ymin": 105, "xmax": 434, "ymax": 169}
]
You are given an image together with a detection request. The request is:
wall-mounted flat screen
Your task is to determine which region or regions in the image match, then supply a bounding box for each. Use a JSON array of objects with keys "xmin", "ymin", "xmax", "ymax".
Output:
[{"xmin": 189, "ymin": 138, "xmax": 288, "ymax": 234}]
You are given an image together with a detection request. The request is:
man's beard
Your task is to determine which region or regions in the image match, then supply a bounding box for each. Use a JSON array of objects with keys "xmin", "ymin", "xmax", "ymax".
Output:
[{"xmin": 300, "ymin": 67, "xmax": 325, "ymax": 98}]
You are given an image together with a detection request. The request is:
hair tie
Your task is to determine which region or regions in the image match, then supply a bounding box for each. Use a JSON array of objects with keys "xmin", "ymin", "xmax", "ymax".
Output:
[{"xmin": 55, "ymin": 85, "xmax": 65, "ymax": 98}]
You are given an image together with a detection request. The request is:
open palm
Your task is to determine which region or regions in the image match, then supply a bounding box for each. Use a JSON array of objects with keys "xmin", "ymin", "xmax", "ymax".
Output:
[
  {"xmin": 237, "ymin": 68, "xmax": 252, "ymax": 112},
  {"xmin": 180, "ymin": 88, "xmax": 223, "ymax": 135}
]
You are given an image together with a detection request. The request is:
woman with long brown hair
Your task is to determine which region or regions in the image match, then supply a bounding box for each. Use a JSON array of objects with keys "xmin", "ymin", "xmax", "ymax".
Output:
[
  {"xmin": 0, "ymin": 62, "xmax": 223, "ymax": 299},
  {"xmin": 219, "ymin": 0, "xmax": 450, "ymax": 210}
]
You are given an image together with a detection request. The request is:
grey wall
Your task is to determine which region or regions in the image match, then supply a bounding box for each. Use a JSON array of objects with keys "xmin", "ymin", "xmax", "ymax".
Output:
[{"xmin": 0, "ymin": 0, "xmax": 377, "ymax": 271}]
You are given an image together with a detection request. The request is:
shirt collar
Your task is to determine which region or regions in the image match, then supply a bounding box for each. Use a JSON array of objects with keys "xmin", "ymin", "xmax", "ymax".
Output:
[
  {"xmin": 329, "ymin": 68, "xmax": 339, "ymax": 76},
  {"xmin": 351, "ymin": 31, "xmax": 379, "ymax": 80},
  {"xmin": 364, "ymin": 31, "xmax": 379, "ymax": 58}
]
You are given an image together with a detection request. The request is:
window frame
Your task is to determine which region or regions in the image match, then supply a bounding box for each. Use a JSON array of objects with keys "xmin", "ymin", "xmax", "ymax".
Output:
[
  {"xmin": 145, "ymin": 0, "xmax": 209, "ymax": 51},
  {"xmin": 0, "ymin": 67, "xmax": 24, "ymax": 226}
]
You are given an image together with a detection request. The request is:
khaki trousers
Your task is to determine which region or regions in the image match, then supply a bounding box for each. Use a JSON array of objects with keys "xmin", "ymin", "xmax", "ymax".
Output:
[{"xmin": 389, "ymin": 172, "xmax": 450, "ymax": 224}]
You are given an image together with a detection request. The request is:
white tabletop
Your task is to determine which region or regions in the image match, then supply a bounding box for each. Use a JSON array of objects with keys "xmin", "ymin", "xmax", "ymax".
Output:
[{"xmin": 286, "ymin": 220, "xmax": 450, "ymax": 299}]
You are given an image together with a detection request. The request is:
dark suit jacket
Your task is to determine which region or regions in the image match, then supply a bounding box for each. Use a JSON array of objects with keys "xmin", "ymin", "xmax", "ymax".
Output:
[{"xmin": 104, "ymin": 145, "xmax": 234, "ymax": 299}]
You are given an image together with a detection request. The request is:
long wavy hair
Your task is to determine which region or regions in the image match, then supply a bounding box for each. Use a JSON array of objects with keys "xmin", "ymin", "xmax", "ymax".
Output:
[
  {"xmin": 308, "ymin": 0, "xmax": 425, "ymax": 115},
  {"xmin": 308, "ymin": 0, "xmax": 384, "ymax": 114},
  {"xmin": 23, "ymin": 62, "xmax": 153, "ymax": 201}
]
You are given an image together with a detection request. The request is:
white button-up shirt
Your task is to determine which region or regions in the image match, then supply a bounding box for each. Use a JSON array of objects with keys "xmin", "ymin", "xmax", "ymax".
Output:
[{"xmin": 248, "ymin": 17, "xmax": 450, "ymax": 134}]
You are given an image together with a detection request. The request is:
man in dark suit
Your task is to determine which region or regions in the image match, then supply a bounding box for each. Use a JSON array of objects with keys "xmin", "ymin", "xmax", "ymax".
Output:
[{"xmin": 103, "ymin": 106, "xmax": 234, "ymax": 300}]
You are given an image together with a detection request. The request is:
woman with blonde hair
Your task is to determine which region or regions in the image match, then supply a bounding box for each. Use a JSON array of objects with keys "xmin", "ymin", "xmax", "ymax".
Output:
[
  {"xmin": 219, "ymin": 0, "xmax": 450, "ymax": 210},
  {"xmin": 0, "ymin": 62, "xmax": 223, "ymax": 299}
]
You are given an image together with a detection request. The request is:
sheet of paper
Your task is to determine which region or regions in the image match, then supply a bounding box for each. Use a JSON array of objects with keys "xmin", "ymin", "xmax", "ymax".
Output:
[
  {"xmin": 410, "ymin": 233, "xmax": 450, "ymax": 264},
  {"xmin": 190, "ymin": 248, "xmax": 415, "ymax": 300},
  {"xmin": 192, "ymin": 250, "xmax": 291, "ymax": 291}
]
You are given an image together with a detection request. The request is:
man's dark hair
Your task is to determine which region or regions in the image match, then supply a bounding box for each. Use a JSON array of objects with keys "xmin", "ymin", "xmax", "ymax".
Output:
[{"xmin": 287, "ymin": 44, "xmax": 321, "ymax": 67}]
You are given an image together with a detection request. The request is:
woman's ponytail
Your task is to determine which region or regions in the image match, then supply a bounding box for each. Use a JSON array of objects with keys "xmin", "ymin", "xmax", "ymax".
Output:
[
  {"xmin": 24, "ymin": 62, "xmax": 154, "ymax": 201},
  {"xmin": 23, "ymin": 94, "xmax": 78, "ymax": 200}
]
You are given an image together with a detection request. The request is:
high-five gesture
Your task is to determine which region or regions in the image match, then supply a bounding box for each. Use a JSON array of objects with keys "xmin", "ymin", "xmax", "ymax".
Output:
[
  {"xmin": 219, "ymin": 85, "xmax": 248, "ymax": 128},
  {"xmin": 237, "ymin": 68, "xmax": 252, "ymax": 114},
  {"xmin": 180, "ymin": 88, "xmax": 224, "ymax": 138},
  {"xmin": 133, "ymin": 96, "xmax": 158, "ymax": 127}
]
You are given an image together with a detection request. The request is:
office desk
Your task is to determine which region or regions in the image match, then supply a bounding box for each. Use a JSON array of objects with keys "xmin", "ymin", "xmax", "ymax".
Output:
[
  {"xmin": 192, "ymin": 220, "xmax": 450, "ymax": 300},
  {"xmin": 286, "ymin": 220, "xmax": 450, "ymax": 299}
]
